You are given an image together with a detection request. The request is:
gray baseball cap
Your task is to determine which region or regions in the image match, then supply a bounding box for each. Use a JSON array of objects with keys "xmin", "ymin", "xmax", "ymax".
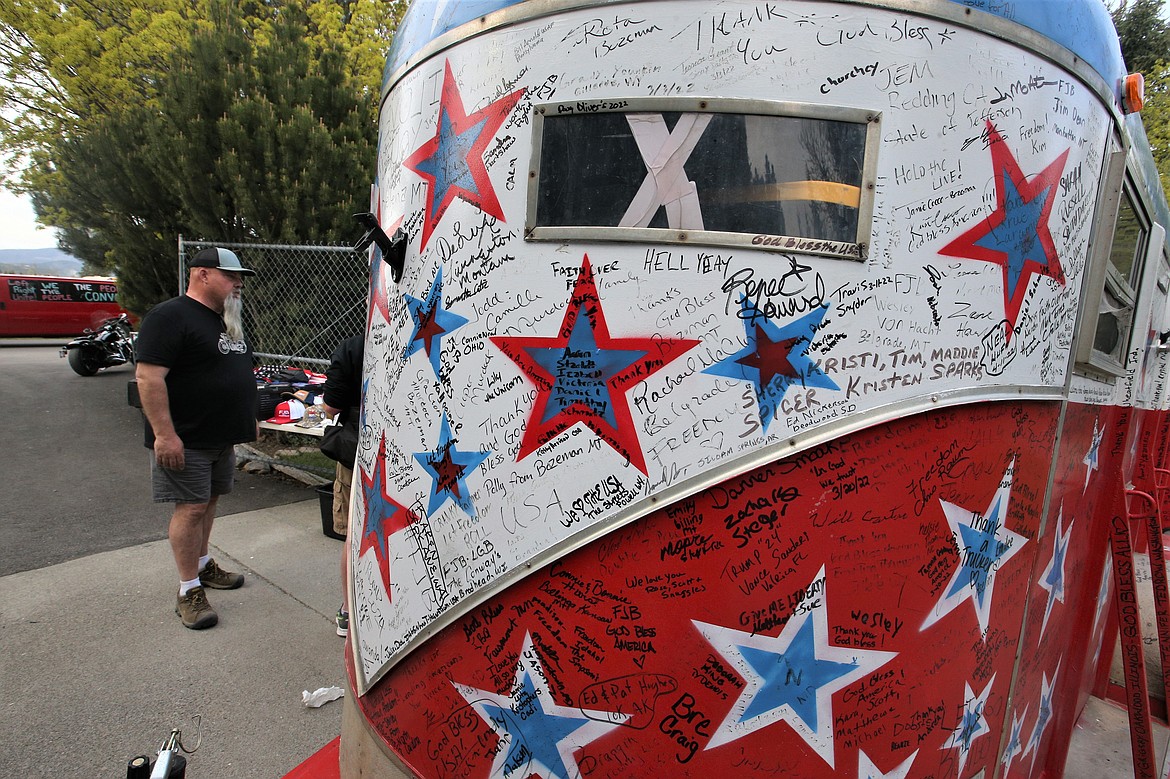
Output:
[{"xmin": 190, "ymin": 247, "xmax": 256, "ymax": 276}]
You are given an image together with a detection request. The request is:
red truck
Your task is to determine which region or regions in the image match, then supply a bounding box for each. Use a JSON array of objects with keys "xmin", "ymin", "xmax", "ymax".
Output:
[{"xmin": 0, "ymin": 274, "xmax": 134, "ymax": 337}]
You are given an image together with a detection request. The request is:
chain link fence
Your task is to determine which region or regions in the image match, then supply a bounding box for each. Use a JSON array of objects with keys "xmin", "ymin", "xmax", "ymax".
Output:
[
  {"xmin": 176, "ymin": 237, "xmax": 368, "ymax": 480},
  {"xmin": 178, "ymin": 238, "xmax": 368, "ymax": 367}
]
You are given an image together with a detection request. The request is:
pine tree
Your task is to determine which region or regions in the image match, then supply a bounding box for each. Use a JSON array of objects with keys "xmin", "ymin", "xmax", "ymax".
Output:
[
  {"xmin": 1111, "ymin": 0, "xmax": 1170, "ymax": 74},
  {"xmin": 34, "ymin": 0, "xmax": 380, "ymax": 312}
]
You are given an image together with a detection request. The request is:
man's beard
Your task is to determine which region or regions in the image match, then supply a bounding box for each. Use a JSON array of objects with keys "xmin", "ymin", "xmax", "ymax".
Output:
[{"xmin": 223, "ymin": 294, "xmax": 245, "ymax": 342}]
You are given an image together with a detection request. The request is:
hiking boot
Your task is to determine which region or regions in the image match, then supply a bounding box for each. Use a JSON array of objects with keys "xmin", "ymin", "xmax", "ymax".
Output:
[
  {"xmin": 336, "ymin": 608, "xmax": 349, "ymax": 637},
  {"xmin": 176, "ymin": 587, "xmax": 218, "ymax": 630},
  {"xmin": 199, "ymin": 558, "xmax": 244, "ymax": 590}
]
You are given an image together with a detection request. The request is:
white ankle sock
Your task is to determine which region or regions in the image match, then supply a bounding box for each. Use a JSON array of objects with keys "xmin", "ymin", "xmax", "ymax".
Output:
[
  {"xmin": 198, "ymin": 554, "xmax": 211, "ymax": 571},
  {"xmin": 179, "ymin": 577, "xmax": 202, "ymax": 596}
]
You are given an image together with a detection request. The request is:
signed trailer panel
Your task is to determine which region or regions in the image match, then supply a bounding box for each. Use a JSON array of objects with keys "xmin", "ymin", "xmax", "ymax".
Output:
[{"xmin": 341, "ymin": 0, "xmax": 1170, "ymax": 777}]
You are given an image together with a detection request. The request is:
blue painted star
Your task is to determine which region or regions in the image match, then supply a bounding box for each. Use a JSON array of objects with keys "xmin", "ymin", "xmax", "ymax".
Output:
[
  {"xmin": 739, "ymin": 618, "xmax": 860, "ymax": 727},
  {"xmin": 414, "ymin": 413, "xmax": 490, "ymax": 517},
  {"xmin": 491, "ymin": 256, "xmax": 697, "ymax": 473},
  {"xmin": 695, "ymin": 567, "xmax": 896, "ymax": 766},
  {"xmin": 454, "ymin": 632, "xmax": 627, "ymax": 779},
  {"xmin": 1001, "ymin": 705, "xmax": 1029, "ymax": 772},
  {"xmin": 481, "ymin": 673, "xmax": 584, "ymax": 779},
  {"xmin": 404, "ymin": 267, "xmax": 469, "ymax": 379},
  {"xmin": 1025, "ymin": 664, "xmax": 1059, "ymax": 772},
  {"xmin": 941, "ymin": 676, "xmax": 994, "ymax": 776},
  {"xmin": 921, "ymin": 460, "xmax": 1028, "ymax": 635},
  {"xmin": 1085, "ymin": 549, "xmax": 1113, "ymax": 664},
  {"xmin": 704, "ymin": 297, "xmax": 838, "ymax": 433},
  {"xmin": 527, "ymin": 308, "xmax": 647, "ymax": 428},
  {"xmin": 973, "ymin": 174, "xmax": 1050, "ymax": 301},
  {"xmin": 1037, "ymin": 508, "xmax": 1073, "ymax": 635}
]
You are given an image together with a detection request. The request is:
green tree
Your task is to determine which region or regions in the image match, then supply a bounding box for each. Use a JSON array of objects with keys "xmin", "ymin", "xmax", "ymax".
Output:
[
  {"xmin": 1143, "ymin": 63, "xmax": 1170, "ymax": 196},
  {"xmin": 306, "ymin": 0, "xmax": 408, "ymax": 95},
  {"xmin": 31, "ymin": 0, "xmax": 385, "ymax": 312},
  {"xmin": 0, "ymin": 0, "xmax": 393, "ymax": 180},
  {"xmin": 147, "ymin": 1, "xmax": 378, "ymax": 244},
  {"xmin": 0, "ymin": 0, "xmax": 199, "ymax": 182},
  {"xmin": 33, "ymin": 112, "xmax": 188, "ymax": 309},
  {"xmin": 1111, "ymin": 0, "xmax": 1170, "ymax": 74},
  {"xmin": 0, "ymin": 0, "xmax": 398, "ymax": 311}
]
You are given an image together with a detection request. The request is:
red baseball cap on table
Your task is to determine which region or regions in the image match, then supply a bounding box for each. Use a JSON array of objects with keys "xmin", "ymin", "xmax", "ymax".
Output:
[{"xmin": 266, "ymin": 399, "xmax": 305, "ymax": 425}]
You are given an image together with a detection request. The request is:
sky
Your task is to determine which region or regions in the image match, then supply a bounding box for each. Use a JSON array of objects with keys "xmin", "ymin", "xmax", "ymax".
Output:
[{"xmin": 0, "ymin": 187, "xmax": 56, "ymax": 250}]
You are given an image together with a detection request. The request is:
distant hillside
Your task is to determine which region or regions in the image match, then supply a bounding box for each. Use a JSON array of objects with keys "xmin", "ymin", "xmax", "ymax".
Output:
[{"xmin": 0, "ymin": 247, "xmax": 84, "ymax": 277}]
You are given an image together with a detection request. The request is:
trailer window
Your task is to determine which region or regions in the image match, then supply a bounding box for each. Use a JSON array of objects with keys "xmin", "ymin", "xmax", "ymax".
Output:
[
  {"xmin": 526, "ymin": 99, "xmax": 878, "ymax": 261},
  {"xmin": 1091, "ymin": 185, "xmax": 1149, "ymax": 368}
]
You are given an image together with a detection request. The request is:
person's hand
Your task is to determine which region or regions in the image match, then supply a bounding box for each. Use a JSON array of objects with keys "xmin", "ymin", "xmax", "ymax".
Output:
[{"xmin": 154, "ymin": 433, "xmax": 185, "ymax": 470}]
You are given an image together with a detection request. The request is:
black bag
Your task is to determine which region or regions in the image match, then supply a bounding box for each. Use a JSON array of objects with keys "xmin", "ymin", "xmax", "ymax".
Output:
[{"xmin": 320, "ymin": 412, "xmax": 359, "ymax": 467}]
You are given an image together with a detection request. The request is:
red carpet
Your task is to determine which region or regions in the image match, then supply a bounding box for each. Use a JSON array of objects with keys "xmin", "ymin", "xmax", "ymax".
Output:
[{"xmin": 283, "ymin": 736, "xmax": 340, "ymax": 778}]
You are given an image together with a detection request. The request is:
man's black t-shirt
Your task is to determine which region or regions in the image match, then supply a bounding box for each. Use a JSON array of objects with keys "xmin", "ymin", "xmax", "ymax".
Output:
[{"xmin": 135, "ymin": 295, "xmax": 257, "ymax": 449}]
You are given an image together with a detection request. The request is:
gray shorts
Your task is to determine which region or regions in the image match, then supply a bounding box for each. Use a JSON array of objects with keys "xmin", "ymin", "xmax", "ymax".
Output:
[{"xmin": 152, "ymin": 446, "xmax": 236, "ymax": 504}]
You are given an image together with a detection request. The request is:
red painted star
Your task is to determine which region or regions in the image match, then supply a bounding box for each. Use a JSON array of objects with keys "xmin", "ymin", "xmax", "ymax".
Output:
[
  {"xmin": 491, "ymin": 255, "xmax": 699, "ymax": 473},
  {"xmin": 430, "ymin": 444, "xmax": 465, "ymax": 498},
  {"xmin": 736, "ymin": 325, "xmax": 801, "ymax": 388},
  {"xmin": 403, "ymin": 60, "xmax": 525, "ymax": 251},
  {"xmin": 414, "ymin": 303, "xmax": 447, "ymax": 359},
  {"xmin": 357, "ymin": 432, "xmax": 419, "ymax": 600},
  {"xmin": 939, "ymin": 122, "xmax": 1068, "ymax": 337}
]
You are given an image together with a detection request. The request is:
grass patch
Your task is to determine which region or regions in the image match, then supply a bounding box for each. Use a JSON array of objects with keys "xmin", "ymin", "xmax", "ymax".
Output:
[
  {"xmin": 279, "ymin": 448, "xmax": 335, "ymax": 474},
  {"xmin": 254, "ymin": 429, "xmax": 335, "ymax": 475}
]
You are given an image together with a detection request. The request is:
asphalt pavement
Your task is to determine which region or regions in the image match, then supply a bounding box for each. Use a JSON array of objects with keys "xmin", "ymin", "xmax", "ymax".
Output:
[
  {"xmin": 0, "ymin": 343, "xmax": 346, "ymax": 777},
  {"xmin": 1, "ymin": 340, "xmax": 310, "ymax": 576}
]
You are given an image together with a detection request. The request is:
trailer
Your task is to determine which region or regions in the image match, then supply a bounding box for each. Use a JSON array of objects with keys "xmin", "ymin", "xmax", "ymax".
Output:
[{"xmin": 337, "ymin": 1, "xmax": 1170, "ymax": 776}]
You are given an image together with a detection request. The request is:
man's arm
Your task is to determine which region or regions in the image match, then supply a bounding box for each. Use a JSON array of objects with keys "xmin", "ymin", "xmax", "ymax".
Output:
[{"xmin": 136, "ymin": 361, "xmax": 185, "ymax": 470}]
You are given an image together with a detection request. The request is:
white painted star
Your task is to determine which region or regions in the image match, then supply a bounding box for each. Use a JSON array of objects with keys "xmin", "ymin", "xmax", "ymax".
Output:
[
  {"xmin": 858, "ymin": 748, "xmax": 917, "ymax": 779},
  {"xmin": 921, "ymin": 460, "xmax": 1028, "ymax": 635},
  {"xmin": 429, "ymin": 0, "xmax": 457, "ymax": 38},
  {"xmin": 1001, "ymin": 704, "xmax": 1029, "ymax": 771},
  {"xmin": 695, "ymin": 566, "xmax": 897, "ymax": 767},
  {"xmin": 1037, "ymin": 508, "xmax": 1074, "ymax": 635},
  {"xmin": 941, "ymin": 675, "xmax": 995, "ymax": 777},
  {"xmin": 1024, "ymin": 662, "xmax": 1061, "ymax": 773},
  {"xmin": 1092, "ymin": 554, "xmax": 1113, "ymax": 665},
  {"xmin": 452, "ymin": 632, "xmax": 628, "ymax": 779}
]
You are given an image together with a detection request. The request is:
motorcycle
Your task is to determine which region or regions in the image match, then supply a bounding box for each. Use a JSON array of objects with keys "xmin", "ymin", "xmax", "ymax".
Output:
[{"xmin": 60, "ymin": 313, "xmax": 137, "ymax": 376}]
